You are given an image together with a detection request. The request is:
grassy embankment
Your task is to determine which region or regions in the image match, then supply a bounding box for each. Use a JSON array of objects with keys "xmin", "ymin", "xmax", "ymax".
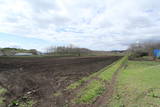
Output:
[
  {"xmin": 67, "ymin": 56, "xmax": 128, "ymax": 104},
  {"xmin": 109, "ymin": 60, "xmax": 160, "ymax": 107}
]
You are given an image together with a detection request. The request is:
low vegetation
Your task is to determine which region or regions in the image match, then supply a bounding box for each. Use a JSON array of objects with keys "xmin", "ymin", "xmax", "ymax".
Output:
[
  {"xmin": 0, "ymin": 87, "xmax": 7, "ymax": 106},
  {"xmin": 9, "ymin": 99, "xmax": 36, "ymax": 107},
  {"xmin": 66, "ymin": 77, "xmax": 88, "ymax": 90},
  {"xmin": 70, "ymin": 56, "xmax": 128, "ymax": 104},
  {"xmin": 74, "ymin": 80, "xmax": 105, "ymax": 104},
  {"xmin": 0, "ymin": 82, "xmax": 35, "ymax": 107},
  {"xmin": 109, "ymin": 60, "xmax": 160, "ymax": 107},
  {"xmin": 66, "ymin": 72, "xmax": 100, "ymax": 90},
  {"xmin": 98, "ymin": 56, "xmax": 127, "ymax": 80}
]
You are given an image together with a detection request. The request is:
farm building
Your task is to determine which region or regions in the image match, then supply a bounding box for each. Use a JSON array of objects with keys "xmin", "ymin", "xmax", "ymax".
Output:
[
  {"xmin": 153, "ymin": 49, "xmax": 160, "ymax": 58},
  {"xmin": 0, "ymin": 51, "xmax": 4, "ymax": 56},
  {"xmin": 14, "ymin": 53, "xmax": 33, "ymax": 56}
]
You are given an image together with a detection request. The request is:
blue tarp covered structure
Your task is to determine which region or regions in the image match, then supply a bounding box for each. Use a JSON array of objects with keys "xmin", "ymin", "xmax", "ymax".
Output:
[{"xmin": 153, "ymin": 49, "xmax": 160, "ymax": 58}]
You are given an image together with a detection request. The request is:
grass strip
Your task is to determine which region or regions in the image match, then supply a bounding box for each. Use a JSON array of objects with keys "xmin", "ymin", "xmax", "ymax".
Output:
[
  {"xmin": 66, "ymin": 77, "xmax": 89, "ymax": 90},
  {"xmin": 73, "ymin": 56, "xmax": 128, "ymax": 104},
  {"xmin": 74, "ymin": 80, "xmax": 105, "ymax": 104},
  {"xmin": 98, "ymin": 56, "xmax": 128, "ymax": 80}
]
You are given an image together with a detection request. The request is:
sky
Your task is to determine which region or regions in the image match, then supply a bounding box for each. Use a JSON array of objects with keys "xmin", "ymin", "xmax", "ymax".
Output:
[{"xmin": 0, "ymin": 0, "xmax": 160, "ymax": 51}]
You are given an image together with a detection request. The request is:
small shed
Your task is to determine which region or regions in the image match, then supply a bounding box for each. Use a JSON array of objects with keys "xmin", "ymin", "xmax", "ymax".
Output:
[
  {"xmin": 15, "ymin": 53, "xmax": 33, "ymax": 56},
  {"xmin": 153, "ymin": 49, "xmax": 160, "ymax": 58}
]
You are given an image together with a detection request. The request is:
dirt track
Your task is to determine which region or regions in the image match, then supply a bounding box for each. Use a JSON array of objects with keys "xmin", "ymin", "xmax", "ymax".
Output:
[{"xmin": 0, "ymin": 56, "xmax": 121, "ymax": 107}]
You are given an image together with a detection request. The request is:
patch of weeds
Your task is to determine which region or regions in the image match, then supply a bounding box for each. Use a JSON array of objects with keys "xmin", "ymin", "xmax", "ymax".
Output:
[
  {"xmin": 66, "ymin": 77, "xmax": 87, "ymax": 90},
  {"xmin": 8, "ymin": 97, "xmax": 36, "ymax": 107},
  {"xmin": 0, "ymin": 87, "xmax": 7, "ymax": 105},
  {"xmin": 74, "ymin": 80, "xmax": 105, "ymax": 104},
  {"xmin": 63, "ymin": 103, "xmax": 69, "ymax": 107},
  {"xmin": 119, "ymin": 104, "xmax": 125, "ymax": 107},
  {"xmin": 53, "ymin": 91, "xmax": 62, "ymax": 97},
  {"xmin": 66, "ymin": 68, "xmax": 104, "ymax": 90},
  {"xmin": 0, "ymin": 97, "xmax": 5, "ymax": 105},
  {"xmin": 19, "ymin": 100, "xmax": 36, "ymax": 107},
  {"xmin": 98, "ymin": 56, "xmax": 128, "ymax": 81},
  {"xmin": 0, "ymin": 88, "xmax": 7, "ymax": 95},
  {"xmin": 8, "ymin": 100, "xmax": 19, "ymax": 107},
  {"xmin": 115, "ymin": 94, "xmax": 121, "ymax": 100},
  {"xmin": 147, "ymin": 88, "xmax": 160, "ymax": 98}
]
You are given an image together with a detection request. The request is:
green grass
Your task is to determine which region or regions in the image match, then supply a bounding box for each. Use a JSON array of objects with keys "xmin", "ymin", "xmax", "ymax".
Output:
[
  {"xmin": 18, "ymin": 100, "xmax": 36, "ymax": 107},
  {"xmin": 72, "ymin": 56, "xmax": 128, "ymax": 104},
  {"xmin": 0, "ymin": 88, "xmax": 7, "ymax": 95},
  {"xmin": 0, "ymin": 97, "xmax": 5, "ymax": 105},
  {"xmin": 8, "ymin": 99, "xmax": 36, "ymax": 107},
  {"xmin": 109, "ymin": 60, "xmax": 160, "ymax": 107},
  {"xmin": 66, "ymin": 71, "xmax": 101, "ymax": 90},
  {"xmin": 74, "ymin": 80, "xmax": 105, "ymax": 104},
  {"xmin": 0, "ymin": 87, "xmax": 7, "ymax": 105},
  {"xmin": 98, "ymin": 56, "xmax": 128, "ymax": 80},
  {"xmin": 66, "ymin": 77, "xmax": 88, "ymax": 90}
]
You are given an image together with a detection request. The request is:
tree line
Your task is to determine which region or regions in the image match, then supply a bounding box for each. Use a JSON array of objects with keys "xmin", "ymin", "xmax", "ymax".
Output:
[
  {"xmin": 128, "ymin": 41, "xmax": 160, "ymax": 57},
  {"xmin": 45, "ymin": 45, "xmax": 92, "ymax": 56}
]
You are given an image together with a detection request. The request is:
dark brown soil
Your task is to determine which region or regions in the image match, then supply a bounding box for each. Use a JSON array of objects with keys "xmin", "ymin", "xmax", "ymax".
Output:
[{"xmin": 0, "ymin": 56, "xmax": 121, "ymax": 107}]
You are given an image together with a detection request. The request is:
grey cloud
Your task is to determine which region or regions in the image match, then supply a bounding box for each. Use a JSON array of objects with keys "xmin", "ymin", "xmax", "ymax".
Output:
[
  {"xmin": 26, "ymin": 0, "xmax": 58, "ymax": 12},
  {"xmin": 0, "ymin": 0, "xmax": 160, "ymax": 51},
  {"xmin": 126, "ymin": 16, "xmax": 156, "ymax": 29}
]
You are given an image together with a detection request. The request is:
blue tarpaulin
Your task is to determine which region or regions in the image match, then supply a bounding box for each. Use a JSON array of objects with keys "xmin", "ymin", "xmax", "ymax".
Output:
[{"xmin": 153, "ymin": 49, "xmax": 160, "ymax": 58}]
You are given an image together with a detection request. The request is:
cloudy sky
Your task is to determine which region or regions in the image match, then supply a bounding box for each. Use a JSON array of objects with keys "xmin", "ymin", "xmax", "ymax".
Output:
[{"xmin": 0, "ymin": 0, "xmax": 160, "ymax": 51}]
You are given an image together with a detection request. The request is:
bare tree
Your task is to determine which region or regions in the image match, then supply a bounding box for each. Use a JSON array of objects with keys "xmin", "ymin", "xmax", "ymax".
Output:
[
  {"xmin": 128, "ymin": 40, "xmax": 160, "ymax": 57},
  {"xmin": 45, "ymin": 45, "xmax": 92, "ymax": 56}
]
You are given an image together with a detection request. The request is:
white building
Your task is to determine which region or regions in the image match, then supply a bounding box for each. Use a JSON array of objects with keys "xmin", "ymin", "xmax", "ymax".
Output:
[{"xmin": 14, "ymin": 53, "xmax": 33, "ymax": 56}]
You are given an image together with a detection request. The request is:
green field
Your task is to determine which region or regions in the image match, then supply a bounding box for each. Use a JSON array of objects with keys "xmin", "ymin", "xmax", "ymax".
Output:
[{"xmin": 109, "ymin": 60, "xmax": 160, "ymax": 107}]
